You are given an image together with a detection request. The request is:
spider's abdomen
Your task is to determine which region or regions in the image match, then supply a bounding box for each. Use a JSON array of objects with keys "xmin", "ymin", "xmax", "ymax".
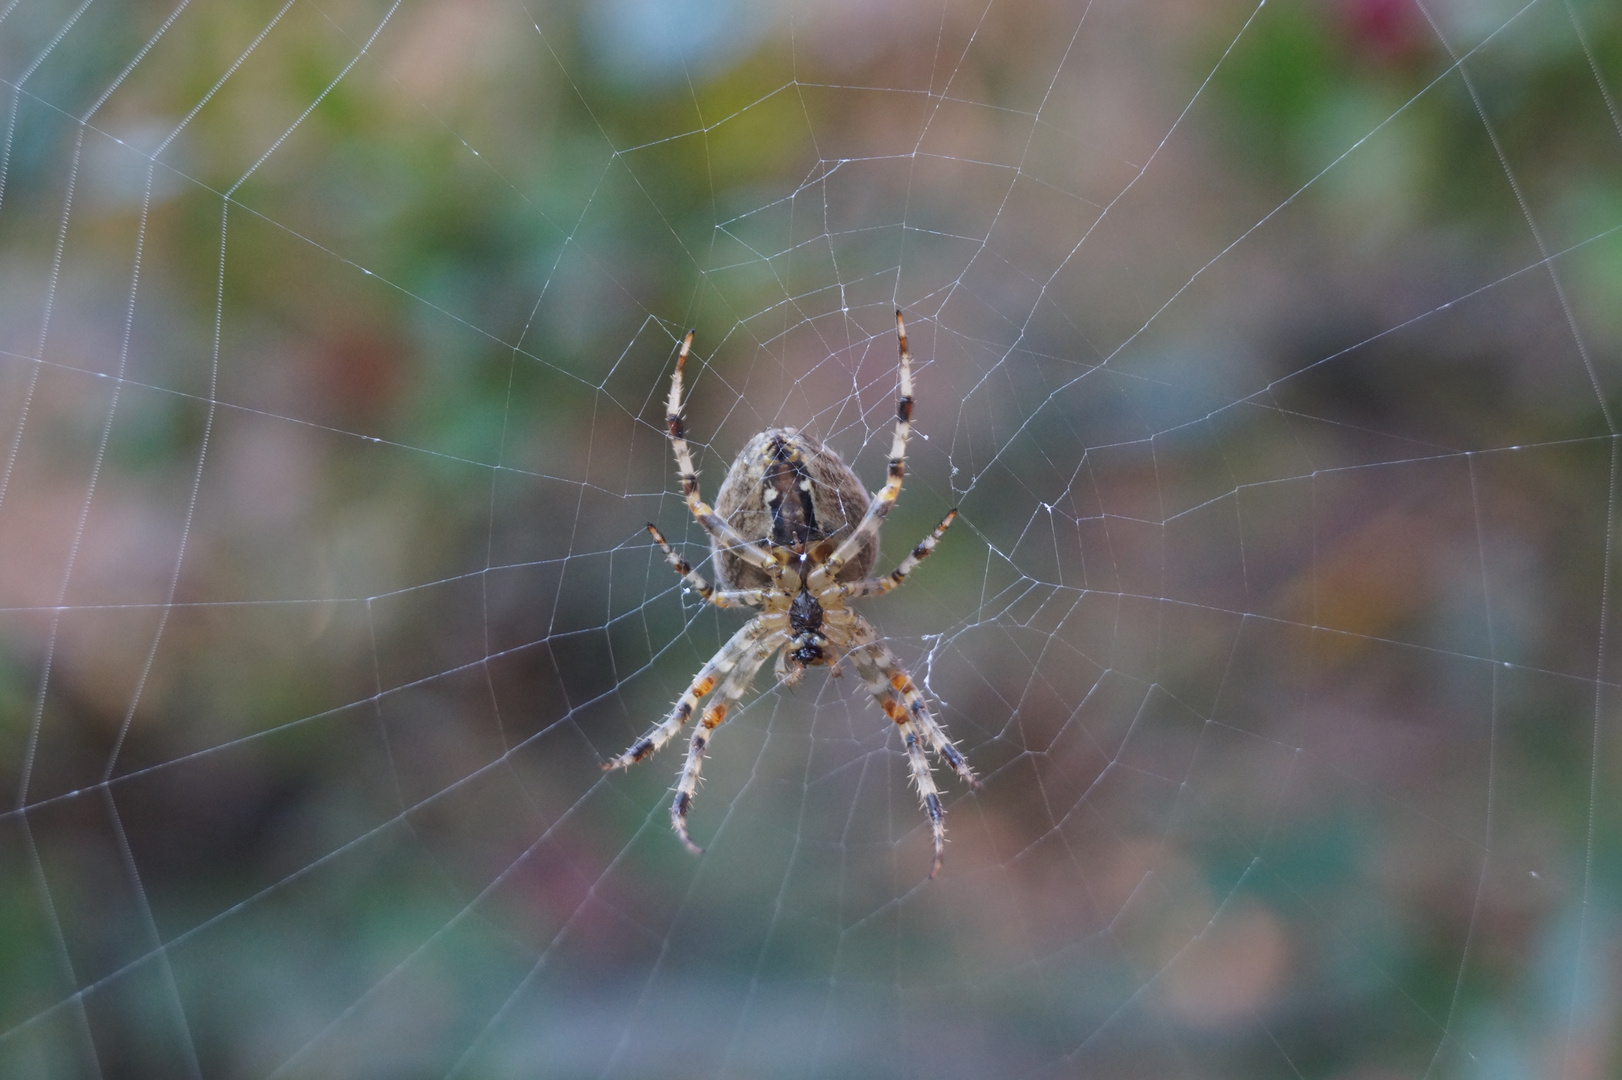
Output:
[{"xmin": 712, "ymin": 428, "xmax": 876, "ymax": 590}]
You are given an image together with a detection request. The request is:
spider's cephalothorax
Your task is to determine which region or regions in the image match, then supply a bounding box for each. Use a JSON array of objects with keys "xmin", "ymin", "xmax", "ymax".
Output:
[
  {"xmin": 602, "ymin": 311, "xmax": 981, "ymax": 878},
  {"xmin": 784, "ymin": 587, "xmax": 826, "ymax": 673}
]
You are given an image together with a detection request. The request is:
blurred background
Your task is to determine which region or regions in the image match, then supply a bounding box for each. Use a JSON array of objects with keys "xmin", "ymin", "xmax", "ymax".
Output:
[{"xmin": 2, "ymin": 0, "xmax": 1621, "ymax": 1076}]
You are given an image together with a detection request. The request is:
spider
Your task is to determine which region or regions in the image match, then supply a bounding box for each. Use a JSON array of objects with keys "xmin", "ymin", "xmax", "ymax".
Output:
[{"xmin": 603, "ymin": 311, "xmax": 980, "ymax": 878}]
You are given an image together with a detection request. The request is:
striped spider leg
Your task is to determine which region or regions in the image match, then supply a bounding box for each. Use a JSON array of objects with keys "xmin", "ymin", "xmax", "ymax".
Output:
[{"xmin": 831, "ymin": 610, "xmax": 981, "ymax": 878}]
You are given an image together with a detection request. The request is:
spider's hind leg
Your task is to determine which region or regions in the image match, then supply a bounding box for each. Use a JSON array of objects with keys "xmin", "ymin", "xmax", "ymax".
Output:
[
  {"xmin": 808, "ymin": 310, "xmax": 917, "ymax": 591},
  {"xmin": 663, "ymin": 331, "xmax": 779, "ymax": 577}
]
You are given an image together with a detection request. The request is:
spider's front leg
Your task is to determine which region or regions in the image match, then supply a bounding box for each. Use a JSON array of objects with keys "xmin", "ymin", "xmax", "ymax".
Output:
[
  {"xmin": 848, "ymin": 635, "xmax": 980, "ymax": 878},
  {"xmin": 668, "ymin": 630, "xmax": 779, "ymax": 855},
  {"xmin": 602, "ymin": 618, "xmax": 776, "ymax": 772}
]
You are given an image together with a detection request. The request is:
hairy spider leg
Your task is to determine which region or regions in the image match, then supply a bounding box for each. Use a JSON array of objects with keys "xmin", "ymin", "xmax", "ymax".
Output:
[
  {"xmin": 647, "ymin": 524, "xmax": 772, "ymax": 608},
  {"xmin": 830, "ymin": 509, "xmax": 958, "ymax": 600},
  {"xmin": 849, "ymin": 638, "xmax": 980, "ymax": 789},
  {"xmin": 848, "ymin": 638, "xmax": 980, "ymax": 877},
  {"xmin": 809, "ymin": 310, "xmax": 915, "ymax": 592},
  {"xmin": 902, "ymin": 720, "xmax": 946, "ymax": 877},
  {"xmin": 602, "ymin": 617, "xmax": 781, "ymax": 772},
  {"xmin": 665, "ymin": 331, "xmax": 780, "ymax": 576},
  {"xmin": 669, "ymin": 631, "xmax": 779, "ymax": 854},
  {"xmin": 860, "ymin": 664, "xmax": 950, "ymax": 878}
]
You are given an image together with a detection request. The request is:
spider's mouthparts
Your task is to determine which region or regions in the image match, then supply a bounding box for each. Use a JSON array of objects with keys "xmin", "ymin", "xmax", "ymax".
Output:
[{"xmin": 788, "ymin": 635, "xmax": 826, "ymax": 667}]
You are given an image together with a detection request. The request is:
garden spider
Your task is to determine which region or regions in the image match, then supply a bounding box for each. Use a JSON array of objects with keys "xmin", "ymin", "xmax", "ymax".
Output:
[{"xmin": 603, "ymin": 311, "xmax": 980, "ymax": 878}]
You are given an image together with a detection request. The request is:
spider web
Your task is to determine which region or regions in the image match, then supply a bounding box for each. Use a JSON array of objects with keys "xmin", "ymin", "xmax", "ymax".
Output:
[{"xmin": 3, "ymin": 0, "xmax": 1620, "ymax": 1076}]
